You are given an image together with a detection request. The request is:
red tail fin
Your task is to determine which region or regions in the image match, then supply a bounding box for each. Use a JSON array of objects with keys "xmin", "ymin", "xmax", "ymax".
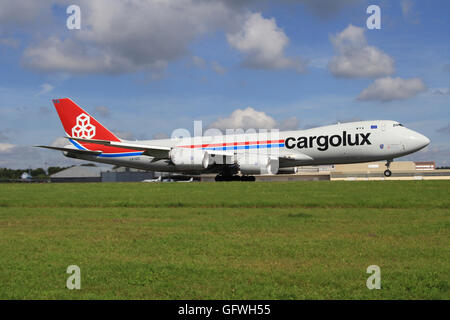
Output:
[{"xmin": 52, "ymin": 98, "xmax": 120, "ymax": 142}]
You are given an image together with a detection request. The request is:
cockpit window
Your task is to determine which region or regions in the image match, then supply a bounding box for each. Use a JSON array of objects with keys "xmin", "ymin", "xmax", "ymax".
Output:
[{"xmin": 393, "ymin": 123, "xmax": 404, "ymax": 127}]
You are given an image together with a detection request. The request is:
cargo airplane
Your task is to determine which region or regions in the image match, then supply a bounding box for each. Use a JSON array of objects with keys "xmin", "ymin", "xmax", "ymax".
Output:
[{"xmin": 37, "ymin": 98, "xmax": 430, "ymax": 181}]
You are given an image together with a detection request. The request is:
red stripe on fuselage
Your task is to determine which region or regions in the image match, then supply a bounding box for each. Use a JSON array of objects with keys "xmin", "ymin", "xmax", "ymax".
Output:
[
  {"xmin": 179, "ymin": 139, "xmax": 285, "ymax": 149},
  {"xmin": 79, "ymin": 143, "xmax": 142, "ymax": 154}
]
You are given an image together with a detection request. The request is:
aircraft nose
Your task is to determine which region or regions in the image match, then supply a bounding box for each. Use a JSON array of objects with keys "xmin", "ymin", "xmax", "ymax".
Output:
[
  {"xmin": 406, "ymin": 131, "xmax": 430, "ymax": 151},
  {"xmin": 422, "ymin": 135, "xmax": 431, "ymax": 147}
]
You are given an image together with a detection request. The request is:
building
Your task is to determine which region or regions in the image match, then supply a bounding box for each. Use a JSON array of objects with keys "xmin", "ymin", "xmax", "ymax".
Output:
[
  {"xmin": 332, "ymin": 161, "xmax": 437, "ymax": 175},
  {"xmin": 330, "ymin": 161, "xmax": 449, "ymax": 181},
  {"xmin": 101, "ymin": 167, "xmax": 156, "ymax": 182},
  {"xmin": 201, "ymin": 161, "xmax": 449, "ymax": 182},
  {"xmin": 414, "ymin": 161, "xmax": 435, "ymax": 171},
  {"xmin": 50, "ymin": 166, "xmax": 104, "ymax": 183},
  {"xmin": 333, "ymin": 161, "xmax": 416, "ymax": 174},
  {"xmin": 50, "ymin": 166, "xmax": 160, "ymax": 183}
]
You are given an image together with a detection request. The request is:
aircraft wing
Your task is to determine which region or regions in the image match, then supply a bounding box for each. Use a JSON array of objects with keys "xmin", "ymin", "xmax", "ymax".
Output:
[
  {"xmin": 280, "ymin": 153, "xmax": 313, "ymax": 161},
  {"xmin": 279, "ymin": 153, "xmax": 313, "ymax": 166},
  {"xmin": 68, "ymin": 137, "xmax": 172, "ymax": 158},
  {"xmin": 35, "ymin": 145, "xmax": 103, "ymax": 156}
]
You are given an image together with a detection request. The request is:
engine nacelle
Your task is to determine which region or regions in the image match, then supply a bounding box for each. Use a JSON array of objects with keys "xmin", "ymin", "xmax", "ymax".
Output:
[
  {"xmin": 277, "ymin": 167, "xmax": 298, "ymax": 174},
  {"xmin": 237, "ymin": 154, "xmax": 279, "ymax": 175},
  {"xmin": 170, "ymin": 148, "xmax": 210, "ymax": 170}
]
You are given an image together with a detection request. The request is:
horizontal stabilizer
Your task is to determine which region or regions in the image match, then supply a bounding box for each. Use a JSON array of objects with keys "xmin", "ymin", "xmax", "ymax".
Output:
[
  {"xmin": 67, "ymin": 137, "xmax": 171, "ymax": 158},
  {"xmin": 35, "ymin": 145, "xmax": 102, "ymax": 156}
]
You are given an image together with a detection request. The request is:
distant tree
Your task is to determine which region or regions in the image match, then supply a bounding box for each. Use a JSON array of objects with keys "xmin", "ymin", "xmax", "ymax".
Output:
[
  {"xmin": 47, "ymin": 166, "xmax": 69, "ymax": 175},
  {"xmin": 0, "ymin": 168, "xmax": 23, "ymax": 180},
  {"xmin": 31, "ymin": 168, "xmax": 46, "ymax": 177},
  {"xmin": 0, "ymin": 166, "xmax": 75, "ymax": 180},
  {"xmin": 80, "ymin": 163, "xmax": 97, "ymax": 167}
]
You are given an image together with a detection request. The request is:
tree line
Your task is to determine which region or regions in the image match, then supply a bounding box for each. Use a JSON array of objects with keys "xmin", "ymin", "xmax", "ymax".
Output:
[{"xmin": 0, "ymin": 164, "xmax": 97, "ymax": 180}]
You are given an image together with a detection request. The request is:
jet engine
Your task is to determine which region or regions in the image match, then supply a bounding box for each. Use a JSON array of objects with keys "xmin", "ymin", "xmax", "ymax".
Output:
[
  {"xmin": 237, "ymin": 154, "xmax": 279, "ymax": 175},
  {"xmin": 277, "ymin": 167, "xmax": 298, "ymax": 174},
  {"xmin": 170, "ymin": 148, "xmax": 210, "ymax": 170}
]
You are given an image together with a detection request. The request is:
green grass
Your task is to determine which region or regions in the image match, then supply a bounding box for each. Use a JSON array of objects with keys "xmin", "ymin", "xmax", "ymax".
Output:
[{"xmin": 0, "ymin": 181, "xmax": 448, "ymax": 299}]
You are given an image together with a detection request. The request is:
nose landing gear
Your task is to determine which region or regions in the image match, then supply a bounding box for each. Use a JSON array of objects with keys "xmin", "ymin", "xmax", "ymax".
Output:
[{"xmin": 384, "ymin": 160, "xmax": 393, "ymax": 177}]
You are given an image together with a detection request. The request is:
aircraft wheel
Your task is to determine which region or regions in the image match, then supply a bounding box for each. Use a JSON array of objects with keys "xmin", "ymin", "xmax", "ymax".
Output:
[
  {"xmin": 384, "ymin": 169, "xmax": 392, "ymax": 177},
  {"xmin": 215, "ymin": 175, "xmax": 235, "ymax": 181}
]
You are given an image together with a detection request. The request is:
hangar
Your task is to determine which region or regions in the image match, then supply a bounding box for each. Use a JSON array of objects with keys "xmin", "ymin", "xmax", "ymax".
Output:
[
  {"xmin": 49, "ymin": 166, "xmax": 159, "ymax": 183},
  {"xmin": 50, "ymin": 166, "xmax": 104, "ymax": 183}
]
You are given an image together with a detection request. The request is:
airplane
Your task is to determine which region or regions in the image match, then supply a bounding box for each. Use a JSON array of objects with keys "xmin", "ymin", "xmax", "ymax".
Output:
[
  {"xmin": 37, "ymin": 98, "xmax": 430, "ymax": 181},
  {"xmin": 142, "ymin": 176, "xmax": 162, "ymax": 183}
]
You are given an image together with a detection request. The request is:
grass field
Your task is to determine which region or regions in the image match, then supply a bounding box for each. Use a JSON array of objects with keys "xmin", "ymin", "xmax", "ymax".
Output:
[{"xmin": 0, "ymin": 181, "xmax": 448, "ymax": 299}]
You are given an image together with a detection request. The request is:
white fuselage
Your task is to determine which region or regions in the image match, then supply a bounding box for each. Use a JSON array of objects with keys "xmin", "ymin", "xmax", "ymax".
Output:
[{"xmin": 66, "ymin": 120, "xmax": 430, "ymax": 174}]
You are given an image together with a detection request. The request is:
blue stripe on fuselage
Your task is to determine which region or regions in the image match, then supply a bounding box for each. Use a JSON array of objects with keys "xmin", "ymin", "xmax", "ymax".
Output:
[
  {"xmin": 69, "ymin": 139, "xmax": 143, "ymax": 157},
  {"xmin": 69, "ymin": 138, "xmax": 86, "ymax": 150},
  {"xmin": 98, "ymin": 152, "xmax": 143, "ymax": 158}
]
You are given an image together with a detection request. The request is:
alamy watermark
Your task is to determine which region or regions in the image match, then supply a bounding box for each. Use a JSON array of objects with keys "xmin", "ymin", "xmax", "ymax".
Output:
[
  {"xmin": 366, "ymin": 5, "xmax": 381, "ymax": 30},
  {"xmin": 66, "ymin": 265, "xmax": 81, "ymax": 290},
  {"xmin": 366, "ymin": 265, "xmax": 381, "ymax": 289},
  {"xmin": 169, "ymin": 121, "xmax": 281, "ymax": 174},
  {"xmin": 66, "ymin": 5, "xmax": 81, "ymax": 30}
]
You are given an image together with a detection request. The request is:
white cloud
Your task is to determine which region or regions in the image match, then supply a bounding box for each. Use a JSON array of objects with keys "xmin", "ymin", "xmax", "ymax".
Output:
[
  {"xmin": 0, "ymin": 143, "xmax": 15, "ymax": 152},
  {"xmin": 0, "ymin": 37, "xmax": 19, "ymax": 48},
  {"xmin": 290, "ymin": 0, "xmax": 360, "ymax": 19},
  {"xmin": 0, "ymin": 144, "xmax": 82, "ymax": 169},
  {"xmin": 23, "ymin": 37, "xmax": 147, "ymax": 74},
  {"xmin": 21, "ymin": 0, "xmax": 236, "ymax": 75},
  {"xmin": 0, "ymin": 0, "xmax": 52, "ymax": 32},
  {"xmin": 227, "ymin": 13, "xmax": 306, "ymax": 72},
  {"xmin": 431, "ymin": 87, "xmax": 450, "ymax": 95},
  {"xmin": 192, "ymin": 56, "xmax": 207, "ymax": 69},
  {"xmin": 209, "ymin": 107, "xmax": 298, "ymax": 131},
  {"xmin": 37, "ymin": 83, "xmax": 54, "ymax": 96},
  {"xmin": 357, "ymin": 76, "xmax": 427, "ymax": 102},
  {"xmin": 278, "ymin": 116, "xmax": 299, "ymax": 130},
  {"xmin": 211, "ymin": 61, "xmax": 227, "ymax": 75},
  {"xmin": 50, "ymin": 137, "xmax": 69, "ymax": 148},
  {"xmin": 210, "ymin": 107, "xmax": 276, "ymax": 130},
  {"xmin": 401, "ymin": 0, "xmax": 420, "ymax": 24},
  {"xmin": 221, "ymin": 0, "xmax": 360, "ymax": 19},
  {"xmin": 1, "ymin": 0, "xmax": 365, "ymax": 76},
  {"xmin": 328, "ymin": 24, "xmax": 395, "ymax": 78},
  {"xmin": 114, "ymin": 131, "xmax": 135, "ymax": 140}
]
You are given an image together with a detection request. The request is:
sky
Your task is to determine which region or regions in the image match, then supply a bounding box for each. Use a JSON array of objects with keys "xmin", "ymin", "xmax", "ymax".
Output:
[{"xmin": 0, "ymin": 0, "xmax": 449, "ymax": 169}]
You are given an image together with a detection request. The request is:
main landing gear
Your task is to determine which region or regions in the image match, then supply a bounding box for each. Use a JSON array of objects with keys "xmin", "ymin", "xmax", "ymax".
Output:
[
  {"xmin": 215, "ymin": 175, "xmax": 256, "ymax": 182},
  {"xmin": 384, "ymin": 160, "xmax": 393, "ymax": 177}
]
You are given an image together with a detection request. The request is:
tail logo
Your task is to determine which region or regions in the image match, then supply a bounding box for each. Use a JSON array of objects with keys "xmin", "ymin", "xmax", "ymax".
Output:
[{"xmin": 72, "ymin": 113, "xmax": 96, "ymax": 139}]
